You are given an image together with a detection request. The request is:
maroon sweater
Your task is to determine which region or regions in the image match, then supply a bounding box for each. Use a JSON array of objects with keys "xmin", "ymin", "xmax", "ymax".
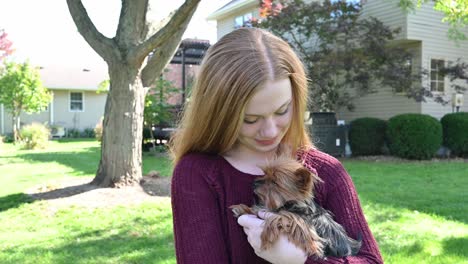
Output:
[{"xmin": 171, "ymin": 149, "xmax": 383, "ymax": 264}]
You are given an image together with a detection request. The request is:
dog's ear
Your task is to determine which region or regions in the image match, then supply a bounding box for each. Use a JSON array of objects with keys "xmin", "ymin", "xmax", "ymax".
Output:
[{"xmin": 295, "ymin": 167, "xmax": 312, "ymax": 194}]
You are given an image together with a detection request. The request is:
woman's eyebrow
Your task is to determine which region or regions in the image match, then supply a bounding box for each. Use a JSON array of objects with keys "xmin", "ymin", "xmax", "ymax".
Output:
[{"xmin": 245, "ymin": 100, "xmax": 292, "ymax": 117}]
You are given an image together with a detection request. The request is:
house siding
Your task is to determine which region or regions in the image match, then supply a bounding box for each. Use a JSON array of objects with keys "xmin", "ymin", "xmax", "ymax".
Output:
[
  {"xmin": 1, "ymin": 90, "xmax": 107, "ymax": 134},
  {"xmin": 337, "ymin": 41, "xmax": 423, "ymax": 122},
  {"xmin": 343, "ymin": 0, "xmax": 468, "ymax": 122},
  {"xmin": 53, "ymin": 90, "xmax": 107, "ymax": 130},
  {"xmin": 406, "ymin": 2, "xmax": 468, "ymax": 119},
  {"xmin": 216, "ymin": 5, "xmax": 260, "ymax": 40},
  {"xmin": 361, "ymin": 0, "xmax": 407, "ymax": 40}
]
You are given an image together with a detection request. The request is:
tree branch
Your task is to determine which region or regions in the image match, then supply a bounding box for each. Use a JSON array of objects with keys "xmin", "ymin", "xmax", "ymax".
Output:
[
  {"xmin": 66, "ymin": 0, "xmax": 119, "ymax": 62},
  {"xmin": 130, "ymin": 0, "xmax": 201, "ymax": 65},
  {"xmin": 116, "ymin": 0, "xmax": 149, "ymax": 51},
  {"xmin": 141, "ymin": 25, "xmax": 186, "ymax": 87}
]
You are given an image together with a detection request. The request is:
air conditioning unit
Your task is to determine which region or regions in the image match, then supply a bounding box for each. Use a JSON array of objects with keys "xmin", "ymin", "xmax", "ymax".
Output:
[{"xmin": 50, "ymin": 126, "xmax": 65, "ymax": 138}]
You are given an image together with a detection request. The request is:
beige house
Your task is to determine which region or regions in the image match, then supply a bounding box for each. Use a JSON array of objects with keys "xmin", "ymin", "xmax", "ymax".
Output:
[
  {"xmin": 207, "ymin": 0, "xmax": 468, "ymax": 122},
  {"xmin": 0, "ymin": 65, "xmax": 108, "ymax": 137}
]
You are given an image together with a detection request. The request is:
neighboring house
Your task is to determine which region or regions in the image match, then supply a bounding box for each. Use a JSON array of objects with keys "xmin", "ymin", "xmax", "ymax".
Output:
[
  {"xmin": 0, "ymin": 65, "xmax": 108, "ymax": 137},
  {"xmin": 207, "ymin": 0, "xmax": 468, "ymax": 122},
  {"xmin": 0, "ymin": 38, "xmax": 210, "ymax": 136}
]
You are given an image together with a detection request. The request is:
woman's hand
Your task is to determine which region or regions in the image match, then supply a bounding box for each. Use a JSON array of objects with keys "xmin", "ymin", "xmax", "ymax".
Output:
[{"xmin": 237, "ymin": 211, "xmax": 307, "ymax": 264}]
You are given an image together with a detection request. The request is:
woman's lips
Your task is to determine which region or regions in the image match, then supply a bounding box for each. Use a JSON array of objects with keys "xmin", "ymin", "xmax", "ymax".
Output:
[{"xmin": 255, "ymin": 137, "xmax": 277, "ymax": 146}]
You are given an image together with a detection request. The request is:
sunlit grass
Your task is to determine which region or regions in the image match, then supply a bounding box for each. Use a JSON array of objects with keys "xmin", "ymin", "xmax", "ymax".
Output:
[
  {"xmin": 344, "ymin": 160, "xmax": 468, "ymax": 263},
  {"xmin": 0, "ymin": 140, "xmax": 466, "ymax": 263}
]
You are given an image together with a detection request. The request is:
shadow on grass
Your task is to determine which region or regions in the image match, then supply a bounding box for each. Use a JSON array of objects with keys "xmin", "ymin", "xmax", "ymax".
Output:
[
  {"xmin": 1, "ymin": 223, "xmax": 176, "ymax": 264},
  {"xmin": 28, "ymin": 182, "xmax": 99, "ymax": 200},
  {"xmin": 442, "ymin": 237, "xmax": 468, "ymax": 258},
  {"xmin": 0, "ymin": 193, "xmax": 33, "ymax": 212},
  {"xmin": 15, "ymin": 146, "xmax": 100, "ymax": 176}
]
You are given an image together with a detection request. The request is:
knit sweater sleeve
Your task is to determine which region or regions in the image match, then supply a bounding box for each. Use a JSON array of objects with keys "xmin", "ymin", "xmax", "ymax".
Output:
[
  {"xmin": 302, "ymin": 150, "xmax": 383, "ymax": 264},
  {"xmin": 171, "ymin": 154, "xmax": 229, "ymax": 264}
]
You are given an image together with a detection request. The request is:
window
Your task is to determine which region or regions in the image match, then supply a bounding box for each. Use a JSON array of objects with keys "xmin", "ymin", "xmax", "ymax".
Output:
[
  {"xmin": 234, "ymin": 13, "xmax": 253, "ymax": 29},
  {"xmin": 430, "ymin": 59, "xmax": 445, "ymax": 92},
  {"xmin": 70, "ymin": 92, "xmax": 84, "ymax": 112}
]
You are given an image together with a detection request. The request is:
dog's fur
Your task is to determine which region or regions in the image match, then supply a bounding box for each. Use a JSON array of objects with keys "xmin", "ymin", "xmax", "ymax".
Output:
[{"xmin": 230, "ymin": 156, "xmax": 362, "ymax": 259}]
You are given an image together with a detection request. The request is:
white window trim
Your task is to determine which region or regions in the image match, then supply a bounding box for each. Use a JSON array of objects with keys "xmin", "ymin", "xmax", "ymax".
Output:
[
  {"xmin": 69, "ymin": 91, "xmax": 85, "ymax": 112},
  {"xmin": 234, "ymin": 12, "xmax": 253, "ymax": 29},
  {"xmin": 429, "ymin": 58, "xmax": 446, "ymax": 94}
]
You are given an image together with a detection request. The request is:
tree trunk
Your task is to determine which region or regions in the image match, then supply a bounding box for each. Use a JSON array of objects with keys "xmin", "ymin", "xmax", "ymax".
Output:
[
  {"xmin": 67, "ymin": 0, "xmax": 200, "ymax": 187},
  {"xmin": 12, "ymin": 113, "xmax": 20, "ymax": 142},
  {"xmin": 91, "ymin": 65, "xmax": 146, "ymax": 187}
]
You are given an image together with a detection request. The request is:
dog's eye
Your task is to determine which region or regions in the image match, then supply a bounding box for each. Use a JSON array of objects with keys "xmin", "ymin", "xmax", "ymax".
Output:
[{"xmin": 253, "ymin": 180, "xmax": 264, "ymax": 188}]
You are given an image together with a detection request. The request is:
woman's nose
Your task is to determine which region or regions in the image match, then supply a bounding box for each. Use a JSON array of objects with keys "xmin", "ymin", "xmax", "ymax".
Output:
[{"xmin": 259, "ymin": 117, "xmax": 278, "ymax": 138}]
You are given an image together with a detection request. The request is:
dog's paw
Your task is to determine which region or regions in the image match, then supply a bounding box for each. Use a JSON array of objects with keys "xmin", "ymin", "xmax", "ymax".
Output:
[{"xmin": 229, "ymin": 204, "xmax": 253, "ymax": 218}]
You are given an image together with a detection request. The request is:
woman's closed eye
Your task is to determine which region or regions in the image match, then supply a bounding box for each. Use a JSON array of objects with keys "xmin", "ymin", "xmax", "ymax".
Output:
[
  {"xmin": 275, "ymin": 106, "xmax": 289, "ymax": 116},
  {"xmin": 244, "ymin": 117, "xmax": 259, "ymax": 124},
  {"xmin": 243, "ymin": 102, "xmax": 291, "ymax": 124}
]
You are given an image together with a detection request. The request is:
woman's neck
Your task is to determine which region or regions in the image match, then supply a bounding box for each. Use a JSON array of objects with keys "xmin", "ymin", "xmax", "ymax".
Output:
[{"xmin": 222, "ymin": 145, "xmax": 277, "ymax": 175}]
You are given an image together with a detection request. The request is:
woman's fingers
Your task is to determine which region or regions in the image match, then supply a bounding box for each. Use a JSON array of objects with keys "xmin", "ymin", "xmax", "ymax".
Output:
[
  {"xmin": 257, "ymin": 210, "xmax": 275, "ymax": 220},
  {"xmin": 237, "ymin": 214, "xmax": 263, "ymax": 228}
]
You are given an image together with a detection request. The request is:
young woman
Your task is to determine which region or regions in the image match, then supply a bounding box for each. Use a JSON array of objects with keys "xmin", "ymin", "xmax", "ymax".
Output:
[{"xmin": 169, "ymin": 28, "xmax": 383, "ymax": 264}]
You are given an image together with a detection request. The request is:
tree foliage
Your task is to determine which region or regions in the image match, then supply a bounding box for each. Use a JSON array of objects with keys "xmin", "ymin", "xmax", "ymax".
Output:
[
  {"xmin": 0, "ymin": 29, "xmax": 14, "ymax": 61},
  {"xmin": 398, "ymin": 0, "xmax": 468, "ymax": 40},
  {"xmin": 0, "ymin": 61, "xmax": 51, "ymax": 141},
  {"xmin": 257, "ymin": 0, "xmax": 467, "ymax": 111},
  {"xmin": 144, "ymin": 73, "xmax": 179, "ymax": 127},
  {"xmin": 256, "ymin": 0, "xmax": 421, "ymax": 111}
]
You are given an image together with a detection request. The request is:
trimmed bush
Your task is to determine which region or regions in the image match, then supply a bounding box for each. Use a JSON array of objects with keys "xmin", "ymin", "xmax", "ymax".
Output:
[
  {"xmin": 81, "ymin": 128, "xmax": 96, "ymax": 138},
  {"xmin": 441, "ymin": 112, "xmax": 468, "ymax": 156},
  {"xmin": 20, "ymin": 123, "xmax": 50, "ymax": 149},
  {"xmin": 349, "ymin": 117, "xmax": 386, "ymax": 156},
  {"xmin": 386, "ymin": 114, "xmax": 442, "ymax": 160}
]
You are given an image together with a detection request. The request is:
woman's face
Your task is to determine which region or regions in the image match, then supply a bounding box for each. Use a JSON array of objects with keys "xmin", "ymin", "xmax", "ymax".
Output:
[{"xmin": 237, "ymin": 78, "xmax": 293, "ymax": 156}]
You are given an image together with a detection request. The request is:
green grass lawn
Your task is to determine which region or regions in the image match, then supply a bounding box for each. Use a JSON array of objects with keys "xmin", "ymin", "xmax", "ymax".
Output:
[{"xmin": 0, "ymin": 140, "xmax": 467, "ymax": 263}]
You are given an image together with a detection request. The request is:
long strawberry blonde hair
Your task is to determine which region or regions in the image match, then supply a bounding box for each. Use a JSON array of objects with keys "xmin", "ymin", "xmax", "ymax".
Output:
[{"xmin": 169, "ymin": 28, "xmax": 312, "ymax": 164}]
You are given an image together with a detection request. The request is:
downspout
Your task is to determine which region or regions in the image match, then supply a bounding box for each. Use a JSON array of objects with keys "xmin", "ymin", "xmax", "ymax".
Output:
[{"xmin": 49, "ymin": 91, "xmax": 54, "ymax": 125}]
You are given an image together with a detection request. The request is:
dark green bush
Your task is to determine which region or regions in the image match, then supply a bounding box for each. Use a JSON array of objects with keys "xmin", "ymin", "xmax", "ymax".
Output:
[
  {"xmin": 386, "ymin": 114, "xmax": 442, "ymax": 160},
  {"xmin": 66, "ymin": 128, "xmax": 81, "ymax": 138},
  {"xmin": 81, "ymin": 128, "xmax": 95, "ymax": 138},
  {"xmin": 349, "ymin": 117, "xmax": 386, "ymax": 156},
  {"xmin": 441, "ymin": 112, "xmax": 468, "ymax": 156}
]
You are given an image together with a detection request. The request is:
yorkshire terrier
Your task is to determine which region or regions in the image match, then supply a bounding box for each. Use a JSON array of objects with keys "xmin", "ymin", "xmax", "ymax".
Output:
[{"xmin": 230, "ymin": 156, "xmax": 362, "ymax": 259}]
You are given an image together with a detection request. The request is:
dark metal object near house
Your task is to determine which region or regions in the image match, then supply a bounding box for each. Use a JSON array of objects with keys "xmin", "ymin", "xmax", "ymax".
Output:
[
  {"xmin": 310, "ymin": 112, "xmax": 346, "ymax": 157},
  {"xmin": 170, "ymin": 39, "xmax": 210, "ymax": 103}
]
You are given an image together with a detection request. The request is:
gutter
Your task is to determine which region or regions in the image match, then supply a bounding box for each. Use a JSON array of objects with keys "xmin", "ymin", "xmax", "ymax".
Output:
[{"xmin": 207, "ymin": 0, "xmax": 257, "ymax": 20}]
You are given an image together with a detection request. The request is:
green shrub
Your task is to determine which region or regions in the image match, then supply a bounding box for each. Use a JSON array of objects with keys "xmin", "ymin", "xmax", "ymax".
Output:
[
  {"xmin": 349, "ymin": 117, "xmax": 386, "ymax": 156},
  {"xmin": 94, "ymin": 118, "xmax": 103, "ymax": 142},
  {"xmin": 2, "ymin": 134, "xmax": 14, "ymax": 143},
  {"xmin": 386, "ymin": 114, "xmax": 442, "ymax": 160},
  {"xmin": 66, "ymin": 128, "xmax": 81, "ymax": 138},
  {"xmin": 19, "ymin": 123, "xmax": 50, "ymax": 149},
  {"xmin": 81, "ymin": 128, "xmax": 95, "ymax": 138},
  {"xmin": 441, "ymin": 112, "xmax": 468, "ymax": 156}
]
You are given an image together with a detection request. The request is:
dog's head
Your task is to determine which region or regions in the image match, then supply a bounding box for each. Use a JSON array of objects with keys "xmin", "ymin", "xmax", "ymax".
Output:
[{"xmin": 253, "ymin": 156, "xmax": 320, "ymax": 210}]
